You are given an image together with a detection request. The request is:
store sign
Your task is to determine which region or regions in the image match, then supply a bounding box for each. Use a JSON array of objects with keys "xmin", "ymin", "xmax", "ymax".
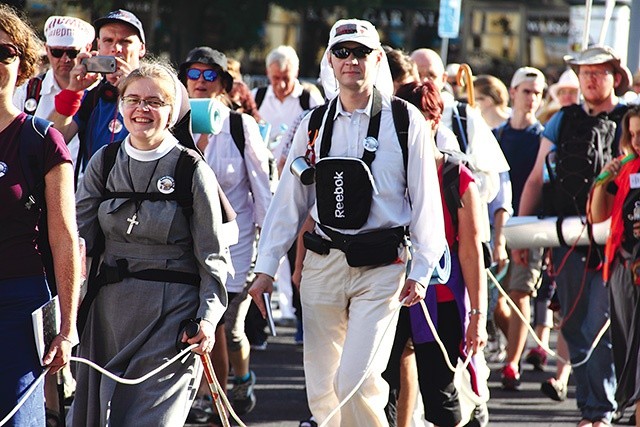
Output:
[
  {"xmin": 362, "ymin": 8, "xmax": 437, "ymax": 28},
  {"xmin": 438, "ymin": 0, "xmax": 462, "ymax": 39},
  {"xmin": 526, "ymin": 16, "xmax": 570, "ymax": 36}
]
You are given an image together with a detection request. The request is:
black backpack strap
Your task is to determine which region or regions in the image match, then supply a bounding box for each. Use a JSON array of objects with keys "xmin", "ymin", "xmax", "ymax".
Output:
[
  {"xmin": 229, "ymin": 111, "xmax": 246, "ymax": 159},
  {"xmin": 306, "ymin": 103, "xmax": 329, "ymax": 161},
  {"xmin": 391, "ymin": 97, "xmax": 409, "ymax": 173},
  {"xmin": 101, "ymin": 141, "xmax": 123, "ymax": 189},
  {"xmin": 23, "ymin": 73, "xmax": 45, "ymax": 114},
  {"xmin": 442, "ymin": 155, "xmax": 462, "ymax": 229},
  {"xmin": 174, "ymin": 148, "xmax": 199, "ymax": 218},
  {"xmin": 299, "ymin": 88, "xmax": 311, "ymax": 111},
  {"xmin": 255, "ymin": 87, "xmax": 267, "ymax": 109},
  {"xmin": 19, "ymin": 115, "xmax": 52, "ymax": 210},
  {"xmin": 451, "ymin": 101, "xmax": 469, "ymax": 151}
]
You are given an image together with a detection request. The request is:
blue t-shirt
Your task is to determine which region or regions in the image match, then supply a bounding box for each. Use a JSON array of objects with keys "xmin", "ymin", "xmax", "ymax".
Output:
[
  {"xmin": 493, "ymin": 120, "xmax": 544, "ymax": 216},
  {"xmin": 73, "ymin": 82, "xmax": 129, "ymax": 167}
]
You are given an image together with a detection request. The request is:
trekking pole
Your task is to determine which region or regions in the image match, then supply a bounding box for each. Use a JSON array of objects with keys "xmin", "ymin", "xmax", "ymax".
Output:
[
  {"xmin": 57, "ymin": 371, "xmax": 66, "ymax": 427},
  {"xmin": 456, "ymin": 64, "xmax": 475, "ymax": 107},
  {"xmin": 182, "ymin": 322, "xmax": 231, "ymax": 427}
]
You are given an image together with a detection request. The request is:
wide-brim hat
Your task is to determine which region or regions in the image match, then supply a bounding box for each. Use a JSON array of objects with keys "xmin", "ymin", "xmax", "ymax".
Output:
[
  {"xmin": 564, "ymin": 45, "xmax": 631, "ymax": 96},
  {"xmin": 549, "ymin": 69, "xmax": 579, "ymax": 102},
  {"xmin": 179, "ymin": 46, "xmax": 233, "ymax": 93}
]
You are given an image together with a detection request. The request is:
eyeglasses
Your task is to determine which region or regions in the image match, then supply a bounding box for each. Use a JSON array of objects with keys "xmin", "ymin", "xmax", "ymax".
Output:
[
  {"xmin": 186, "ymin": 68, "xmax": 218, "ymax": 82},
  {"xmin": 0, "ymin": 43, "xmax": 20, "ymax": 64},
  {"xmin": 330, "ymin": 46, "xmax": 373, "ymax": 60},
  {"xmin": 121, "ymin": 96, "xmax": 169, "ymax": 110},
  {"xmin": 579, "ymin": 70, "xmax": 613, "ymax": 79},
  {"xmin": 49, "ymin": 48, "xmax": 80, "ymax": 59}
]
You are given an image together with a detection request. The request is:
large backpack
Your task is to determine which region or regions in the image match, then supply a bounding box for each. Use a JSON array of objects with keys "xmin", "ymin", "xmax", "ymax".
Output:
[
  {"xmin": 543, "ymin": 104, "xmax": 629, "ymax": 220},
  {"xmin": 18, "ymin": 115, "xmax": 56, "ymax": 289}
]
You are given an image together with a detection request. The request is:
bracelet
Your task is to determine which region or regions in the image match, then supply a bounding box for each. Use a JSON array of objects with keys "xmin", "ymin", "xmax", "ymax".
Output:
[
  {"xmin": 468, "ymin": 309, "xmax": 485, "ymax": 317},
  {"xmin": 58, "ymin": 333, "xmax": 74, "ymax": 344},
  {"xmin": 55, "ymin": 89, "xmax": 83, "ymax": 117}
]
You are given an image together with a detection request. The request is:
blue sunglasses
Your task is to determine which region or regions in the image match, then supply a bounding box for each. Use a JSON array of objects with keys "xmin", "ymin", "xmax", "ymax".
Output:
[{"xmin": 186, "ymin": 68, "xmax": 218, "ymax": 82}]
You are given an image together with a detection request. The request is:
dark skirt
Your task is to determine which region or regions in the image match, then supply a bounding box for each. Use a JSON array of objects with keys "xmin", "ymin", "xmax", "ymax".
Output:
[
  {"xmin": 0, "ymin": 275, "xmax": 50, "ymax": 426},
  {"xmin": 609, "ymin": 258, "xmax": 640, "ymax": 409}
]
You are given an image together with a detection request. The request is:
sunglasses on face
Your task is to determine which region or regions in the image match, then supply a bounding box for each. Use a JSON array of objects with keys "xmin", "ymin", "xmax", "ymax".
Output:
[
  {"xmin": 330, "ymin": 46, "xmax": 373, "ymax": 60},
  {"xmin": 0, "ymin": 43, "xmax": 20, "ymax": 64},
  {"xmin": 186, "ymin": 68, "xmax": 218, "ymax": 82},
  {"xmin": 49, "ymin": 48, "xmax": 80, "ymax": 59}
]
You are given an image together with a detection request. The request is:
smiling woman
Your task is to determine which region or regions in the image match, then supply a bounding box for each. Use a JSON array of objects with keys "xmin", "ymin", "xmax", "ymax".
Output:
[{"xmin": 71, "ymin": 61, "xmax": 229, "ymax": 426}]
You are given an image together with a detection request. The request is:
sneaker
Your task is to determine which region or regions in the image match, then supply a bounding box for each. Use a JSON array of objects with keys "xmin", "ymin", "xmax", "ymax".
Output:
[
  {"xmin": 540, "ymin": 377, "xmax": 567, "ymax": 401},
  {"xmin": 525, "ymin": 346, "xmax": 547, "ymax": 371},
  {"xmin": 232, "ymin": 371, "xmax": 257, "ymax": 415},
  {"xmin": 501, "ymin": 364, "xmax": 521, "ymax": 390},
  {"xmin": 250, "ymin": 341, "xmax": 268, "ymax": 351},
  {"xmin": 186, "ymin": 395, "xmax": 214, "ymax": 424}
]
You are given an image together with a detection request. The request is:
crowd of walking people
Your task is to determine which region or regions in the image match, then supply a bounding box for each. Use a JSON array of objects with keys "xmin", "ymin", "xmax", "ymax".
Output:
[{"xmin": 1, "ymin": 3, "xmax": 640, "ymax": 427}]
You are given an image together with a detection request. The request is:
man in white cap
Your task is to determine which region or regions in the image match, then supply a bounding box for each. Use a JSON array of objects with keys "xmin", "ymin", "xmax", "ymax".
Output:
[
  {"xmin": 13, "ymin": 15, "xmax": 94, "ymax": 169},
  {"xmin": 48, "ymin": 9, "xmax": 146, "ymax": 178},
  {"xmin": 490, "ymin": 67, "xmax": 546, "ymax": 390},
  {"xmin": 516, "ymin": 45, "xmax": 630, "ymax": 426},
  {"xmin": 249, "ymin": 18, "xmax": 449, "ymax": 426}
]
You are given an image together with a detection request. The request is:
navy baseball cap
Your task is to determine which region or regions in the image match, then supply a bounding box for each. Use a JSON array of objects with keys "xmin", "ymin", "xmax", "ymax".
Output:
[{"xmin": 94, "ymin": 9, "xmax": 145, "ymax": 44}]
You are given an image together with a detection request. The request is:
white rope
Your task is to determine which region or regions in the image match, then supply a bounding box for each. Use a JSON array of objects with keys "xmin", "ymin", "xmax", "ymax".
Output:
[
  {"xmin": 487, "ymin": 268, "xmax": 610, "ymax": 368},
  {"xmin": 318, "ymin": 297, "xmax": 408, "ymax": 427},
  {"xmin": 0, "ymin": 368, "xmax": 50, "ymax": 427}
]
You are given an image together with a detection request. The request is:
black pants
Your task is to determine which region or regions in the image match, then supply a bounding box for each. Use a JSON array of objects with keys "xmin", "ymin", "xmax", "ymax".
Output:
[{"xmin": 383, "ymin": 301, "xmax": 463, "ymax": 427}]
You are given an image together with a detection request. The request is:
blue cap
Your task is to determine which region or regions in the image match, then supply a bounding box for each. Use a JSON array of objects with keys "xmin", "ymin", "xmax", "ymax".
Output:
[{"xmin": 94, "ymin": 9, "xmax": 145, "ymax": 44}]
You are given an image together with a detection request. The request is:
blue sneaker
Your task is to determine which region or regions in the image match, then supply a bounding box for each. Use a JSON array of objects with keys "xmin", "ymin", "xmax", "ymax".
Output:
[{"xmin": 232, "ymin": 371, "xmax": 256, "ymax": 415}]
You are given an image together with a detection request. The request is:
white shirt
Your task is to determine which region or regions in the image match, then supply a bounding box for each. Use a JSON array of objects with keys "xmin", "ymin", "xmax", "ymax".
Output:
[
  {"xmin": 252, "ymin": 81, "xmax": 323, "ymax": 150},
  {"xmin": 13, "ymin": 70, "xmax": 81, "ymax": 169},
  {"xmin": 197, "ymin": 106, "xmax": 272, "ymax": 291},
  {"xmin": 254, "ymin": 91, "xmax": 446, "ymax": 286}
]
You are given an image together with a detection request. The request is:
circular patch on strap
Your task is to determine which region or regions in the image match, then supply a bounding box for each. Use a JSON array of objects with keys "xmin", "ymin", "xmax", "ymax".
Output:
[{"xmin": 363, "ymin": 136, "xmax": 379, "ymax": 152}]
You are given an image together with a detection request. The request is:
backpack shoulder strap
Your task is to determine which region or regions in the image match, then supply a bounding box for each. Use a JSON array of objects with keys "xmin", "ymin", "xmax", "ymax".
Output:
[
  {"xmin": 229, "ymin": 111, "xmax": 245, "ymax": 159},
  {"xmin": 442, "ymin": 155, "xmax": 462, "ymax": 229},
  {"xmin": 23, "ymin": 73, "xmax": 45, "ymax": 114},
  {"xmin": 174, "ymin": 147, "xmax": 200, "ymax": 218},
  {"xmin": 306, "ymin": 103, "xmax": 329, "ymax": 156},
  {"xmin": 391, "ymin": 97, "xmax": 409, "ymax": 172},
  {"xmin": 101, "ymin": 141, "xmax": 123, "ymax": 189},
  {"xmin": 255, "ymin": 87, "xmax": 267, "ymax": 109},
  {"xmin": 451, "ymin": 101, "xmax": 469, "ymax": 151},
  {"xmin": 19, "ymin": 115, "xmax": 52, "ymax": 210},
  {"xmin": 299, "ymin": 88, "xmax": 311, "ymax": 111}
]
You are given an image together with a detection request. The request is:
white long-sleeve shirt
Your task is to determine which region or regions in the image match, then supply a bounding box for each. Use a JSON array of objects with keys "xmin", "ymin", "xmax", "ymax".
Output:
[
  {"xmin": 198, "ymin": 107, "xmax": 272, "ymax": 292},
  {"xmin": 255, "ymin": 91, "xmax": 446, "ymax": 286}
]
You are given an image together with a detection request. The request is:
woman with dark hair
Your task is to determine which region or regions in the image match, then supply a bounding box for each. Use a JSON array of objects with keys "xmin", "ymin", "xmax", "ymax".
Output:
[
  {"xmin": 588, "ymin": 106, "xmax": 640, "ymax": 427},
  {"xmin": 0, "ymin": 4, "xmax": 81, "ymax": 425},
  {"xmin": 384, "ymin": 80, "xmax": 488, "ymax": 427}
]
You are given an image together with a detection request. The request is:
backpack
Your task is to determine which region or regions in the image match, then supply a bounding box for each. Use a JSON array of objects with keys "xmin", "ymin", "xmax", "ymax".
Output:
[
  {"xmin": 450, "ymin": 102, "xmax": 469, "ymax": 151},
  {"xmin": 543, "ymin": 104, "xmax": 629, "ymax": 220},
  {"xmin": 22, "ymin": 73, "xmax": 46, "ymax": 114},
  {"xmin": 229, "ymin": 110, "xmax": 245, "ymax": 158},
  {"xmin": 255, "ymin": 86, "xmax": 311, "ymax": 111},
  {"xmin": 18, "ymin": 115, "xmax": 56, "ymax": 289},
  {"xmin": 306, "ymin": 96, "xmax": 410, "ymax": 172}
]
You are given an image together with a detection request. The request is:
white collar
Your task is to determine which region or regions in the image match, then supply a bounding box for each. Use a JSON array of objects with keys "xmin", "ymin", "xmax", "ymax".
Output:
[{"xmin": 124, "ymin": 133, "xmax": 179, "ymax": 161}]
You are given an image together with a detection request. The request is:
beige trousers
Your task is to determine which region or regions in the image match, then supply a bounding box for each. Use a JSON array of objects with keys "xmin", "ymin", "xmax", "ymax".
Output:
[{"xmin": 300, "ymin": 248, "xmax": 407, "ymax": 427}]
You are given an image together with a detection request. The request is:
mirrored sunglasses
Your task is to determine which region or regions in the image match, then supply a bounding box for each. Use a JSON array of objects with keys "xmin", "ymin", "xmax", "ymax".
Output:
[
  {"xmin": 330, "ymin": 46, "xmax": 373, "ymax": 60},
  {"xmin": 186, "ymin": 68, "xmax": 218, "ymax": 82},
  {"xmin": 49, "ymin": 48, "xmax": 80, "ymax": 59},
  {"xmin": 0, "ymin": 43, "xmax": 20, "ymax": 64}
]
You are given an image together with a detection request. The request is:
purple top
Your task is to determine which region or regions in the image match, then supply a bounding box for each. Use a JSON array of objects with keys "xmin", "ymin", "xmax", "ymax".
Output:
[{"xmin": 0, "ymin": 113, "xmax": 71, "ymax": 280}]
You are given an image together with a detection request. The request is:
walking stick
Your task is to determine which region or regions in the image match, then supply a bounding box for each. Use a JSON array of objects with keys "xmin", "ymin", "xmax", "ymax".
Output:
[
  {"xmin": 182, "ymin": 321, "xmax": 231, "ymax": 427},
  {"xmin": 57, "ymin": 371, "xmax": 66, "ymax": 427},
  {"xmin": 456, "ymin": 64, "xmax": 475, "ymax": 107}
]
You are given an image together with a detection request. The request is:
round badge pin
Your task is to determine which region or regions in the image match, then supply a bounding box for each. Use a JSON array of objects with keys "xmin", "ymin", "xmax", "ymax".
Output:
[
  {"xmin": 108, "ymin": 119, "xmax": 123, "ymax": 134},
  {"xmin": 24, "ymin": 98, "xmax": 38, "ymax": 113},
  {"xmin": 363, "ymin": 136, "xmax": 379, "ymax": 152},
  {"xmin": 0, "ymin": 161, "xmax": 7, "ymax": 178},
  {"xmin": 157, "ymin": 176, "xmax": 176, "ymax": 194}
]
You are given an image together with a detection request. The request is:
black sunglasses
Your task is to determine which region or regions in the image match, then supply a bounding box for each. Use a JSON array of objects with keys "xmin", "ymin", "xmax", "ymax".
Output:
[
  {"xmin": 0, "ymin": 43, "xmax": 20, "ymax": 64},
  {"xmin": 49, "ymin": 48, "xmax": 80, "ymax": 59},
  {"xmin": 330, "ymin": 46, "xmax": 373, "ymax": 60},
  {"xmin": 186, "ymin": 68, "xmax": 218, "ymax": 82}
]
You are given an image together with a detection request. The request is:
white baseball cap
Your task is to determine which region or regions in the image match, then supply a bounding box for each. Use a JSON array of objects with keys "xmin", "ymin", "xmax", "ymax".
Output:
[
  {"xmin": 327, "ymin": 19, "xmax": 380, "ymax": 50},
  {"xmin": 44, "ymin": 16, "xmax": 94, "ymax": 48},
  {"xmin": 510, "ymin": 66, "xmax": 546, "ymax": 89}
]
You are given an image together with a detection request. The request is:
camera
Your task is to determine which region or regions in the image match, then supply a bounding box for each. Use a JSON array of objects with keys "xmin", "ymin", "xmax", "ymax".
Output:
[
  {"xmin": 81, "ymin": 56, "xmax": 117, "ymax": 74},
  {"xmin": 290, "ymin": 156, "xmax": 315, "ymax": 185}
]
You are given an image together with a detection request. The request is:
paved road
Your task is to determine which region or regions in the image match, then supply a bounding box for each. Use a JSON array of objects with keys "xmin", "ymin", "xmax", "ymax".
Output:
[{"xmin": 188, "ymin": 323, "xmax": 636, "ymax": 427}]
